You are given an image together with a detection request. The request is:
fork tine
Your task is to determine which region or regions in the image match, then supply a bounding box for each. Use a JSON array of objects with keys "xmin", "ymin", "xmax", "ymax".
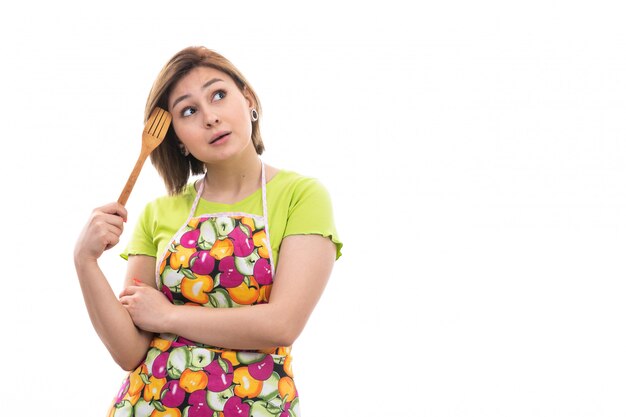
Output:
[
  {"xmin": 147, "ymin": 109, "xmax": 170, "ymax": 137},
  {"xmin": 146, "ymin": 108, "xmax": 164, "ymax": 134},
  {"xmin": 152, "ymin": 111, "xmax": 171, "ymax": 138},
  {"xmin": 144, "ymin": 108, "xmax": 160, "ymax": 133}
]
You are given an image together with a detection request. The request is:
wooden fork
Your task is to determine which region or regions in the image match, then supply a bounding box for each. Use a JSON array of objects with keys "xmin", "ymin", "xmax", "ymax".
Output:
[{"xmin": 117, "ymin": 107, "xmax": 172, "ymax": 206}]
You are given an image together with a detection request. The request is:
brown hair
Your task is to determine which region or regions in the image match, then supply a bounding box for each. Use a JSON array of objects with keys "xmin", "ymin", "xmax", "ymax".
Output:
[{"xmin": 145, "ymin": 46, "xmax": 264, "ymax": 195}]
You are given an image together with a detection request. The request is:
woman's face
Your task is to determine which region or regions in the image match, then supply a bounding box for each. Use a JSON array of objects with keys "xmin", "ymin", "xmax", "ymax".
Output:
[{"xmin": 168, "ymin": 66, "xmax": 255, "ymax": 164}]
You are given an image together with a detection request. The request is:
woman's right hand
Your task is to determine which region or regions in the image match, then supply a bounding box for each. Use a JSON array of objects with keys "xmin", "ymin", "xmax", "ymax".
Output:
[{"xmin": 74, "ymin": 202, "xmax": 128, "ymax": 263}]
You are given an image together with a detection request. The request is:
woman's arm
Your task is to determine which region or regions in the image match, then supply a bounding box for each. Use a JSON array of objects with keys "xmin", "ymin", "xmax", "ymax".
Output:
[
  {"xmin": 74, "ymin": 203, "xmax": 155, "ymax": 370},
  {"xmin": 119, "ymin": 234, "xmax": 336, "ymax": 350}
]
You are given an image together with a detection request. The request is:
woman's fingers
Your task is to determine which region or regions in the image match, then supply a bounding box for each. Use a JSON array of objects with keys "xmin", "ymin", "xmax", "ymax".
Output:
[
  {"xmin": 75, "ymin": 202, "xmax": 130, "ymax": 261},
  {"xmin": 98, "ymin": 202, "xmax": 128, "ymax": 222},
  {"xmin": 119, "ymin": 285, "xmax": 138, "ymax": 298},
  {"xmin": 99, "ymin": 221, "xmax": 123, "ymax": 251}
]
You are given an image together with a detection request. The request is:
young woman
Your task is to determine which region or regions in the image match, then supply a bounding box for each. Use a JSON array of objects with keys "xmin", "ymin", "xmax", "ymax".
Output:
[{"xmin": 74, "ymin": 46, "xmax": 342, "ymax": 417}]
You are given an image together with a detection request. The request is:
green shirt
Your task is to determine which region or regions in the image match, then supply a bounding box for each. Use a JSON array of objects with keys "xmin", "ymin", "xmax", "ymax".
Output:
[{"xmin": 121, "ymin": 170, "xmax": 342, "ymax": 265}]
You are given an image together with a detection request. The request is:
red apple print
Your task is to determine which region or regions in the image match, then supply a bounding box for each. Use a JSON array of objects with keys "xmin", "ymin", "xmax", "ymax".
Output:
[
  {"xmin": 229, "ymin": 224, "xmax": 255, "ymax": 257},
  {"xmin": 181, "ymin": 229, "xmax": 201, "ymax": 248},
  {"xmin": 161, "ymin": 285, "xmax": 174, "ymax": 302},
  {"xmin": 204, "ymin": 357, "xmax": 234, "ymax": 392},
  {"xmin": 223, "ymin": 396, "xmax": 250, "ymax": 417},
  {"xmin": 247, "ymin": 354, "xmax": 274, "ymax": 381},
  {"xmin": 218, "ymin": 256, "xmax": 244, "ymax": 288},
  {"xmin": 253, "ymin": 257, "xmax": 272, "ymax": 285},
  {"xmin": 188, "ymin": 390, "xmax": 214, "ymax": 417},
  {"xmin": 190, "ymin": 250, "xmax": 215, "ymax": 275},
  {"xmin": 279, "ymin": 404, "xmax": 291, "ymax": 417},
  {"xmin": 174, "ymin": 336, "xmax": 197, "ymax": 347},
  {"xmin": 152, "ymin": 351, "xmax": 170, "ymax": 378},
  {"xmin": 114, "ymin": 377, "xmax": 130, "ymax": 403},
  {"xmin": 161, "ymin": 379, "xmax": 186, "ymax": 408}
]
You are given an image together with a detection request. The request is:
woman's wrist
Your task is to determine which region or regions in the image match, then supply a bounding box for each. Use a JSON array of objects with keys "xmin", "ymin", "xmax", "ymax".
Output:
[
  {"xmin": 73, "ymin": 252, "xmax": 100, "ymax": 273},
  {"xmin": 160, "ymin": 302, "xmax": 181, "ymax": 334}
]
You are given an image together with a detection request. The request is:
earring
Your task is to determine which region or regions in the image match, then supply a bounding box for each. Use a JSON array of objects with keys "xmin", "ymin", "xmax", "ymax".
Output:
[
  {"xmin": 179, "ymin": 143, "xmax": 190, "ymax": 156},
  {"xmin": 250, "ymin": 108, "xmax": 259, "ymax": 122}
]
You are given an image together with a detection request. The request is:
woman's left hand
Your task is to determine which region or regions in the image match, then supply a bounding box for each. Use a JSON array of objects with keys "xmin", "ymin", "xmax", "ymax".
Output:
[{"xmin": 119, "ymin": 281, "xmax": 172, "ymax": 333}]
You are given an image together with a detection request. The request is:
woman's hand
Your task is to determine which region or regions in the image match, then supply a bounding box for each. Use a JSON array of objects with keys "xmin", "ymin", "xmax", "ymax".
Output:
[
  {"xmin": 119, "ymin": 281, "xmax": 173, "ymax": 333},
  {"xmin": 74, "ymin": 202, "xmax": 127, "ymax": 263}
]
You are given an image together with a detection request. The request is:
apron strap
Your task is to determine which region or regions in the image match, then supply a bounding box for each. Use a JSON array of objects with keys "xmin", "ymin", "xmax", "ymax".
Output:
[
  {"xmin": 261, "ymin": 161, "xmax": 276, "ymax": 276},
  {"xmin": 189, "ymin": 175, "xmax": 205, "ymax": 223}
]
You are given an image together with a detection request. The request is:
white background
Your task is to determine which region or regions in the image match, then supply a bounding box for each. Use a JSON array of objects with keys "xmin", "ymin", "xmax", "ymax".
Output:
[{"xmin": 1, "ymin": 1, "xmax": 625, "ymax": 416}]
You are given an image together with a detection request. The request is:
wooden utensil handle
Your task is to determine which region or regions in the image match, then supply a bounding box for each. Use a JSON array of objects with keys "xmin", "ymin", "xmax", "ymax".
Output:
[{"xmin": 118, "ymin": 151, "xmax": 149, "ymax": 206}]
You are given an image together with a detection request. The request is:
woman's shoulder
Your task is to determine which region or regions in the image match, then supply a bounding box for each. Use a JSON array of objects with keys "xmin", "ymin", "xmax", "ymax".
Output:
[
  {"xmin": 269, "ymin": 167, "xmax": 328, "ymax": 191},
  {"xmin": 268, "ymin": 168, "xmax": 333, "ymax": 211}
]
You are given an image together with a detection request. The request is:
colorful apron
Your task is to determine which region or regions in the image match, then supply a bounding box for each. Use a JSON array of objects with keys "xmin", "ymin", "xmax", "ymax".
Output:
[{"xmin": 108, "ymin": 163, "xmax": 299, "ymax": 417}]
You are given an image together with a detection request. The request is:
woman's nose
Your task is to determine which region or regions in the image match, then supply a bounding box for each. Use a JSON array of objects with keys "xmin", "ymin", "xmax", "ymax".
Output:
[{"xmin": 204, "ymin": 111, "xmax": 220, "ymax": 127}]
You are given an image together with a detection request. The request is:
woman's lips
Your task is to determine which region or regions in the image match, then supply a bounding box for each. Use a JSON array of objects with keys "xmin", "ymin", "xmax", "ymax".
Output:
[{"xmin": 210, "ymin": 132, "xmax": 231, "ymax": 145}]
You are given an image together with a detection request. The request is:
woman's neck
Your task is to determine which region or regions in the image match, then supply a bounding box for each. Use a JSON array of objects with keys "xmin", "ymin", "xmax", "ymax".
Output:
[{"xmin": 201, "ymin": 150, "xmax": 263, "ymax": 204}]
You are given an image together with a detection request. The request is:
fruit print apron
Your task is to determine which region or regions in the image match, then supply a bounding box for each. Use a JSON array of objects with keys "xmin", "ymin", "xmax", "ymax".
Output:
[{"xmin": 108, "ymin": 163, "xmax": 300, "ymax": 417}]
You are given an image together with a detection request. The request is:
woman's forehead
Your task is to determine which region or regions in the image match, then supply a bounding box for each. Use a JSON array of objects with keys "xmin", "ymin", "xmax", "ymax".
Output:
[
  {"xmin": 169, "ymin": 67, "xmax": 235, "ymax": 104},
  {"xmin": 177, "ymin": 67, "xmax": 229, "ymax": 87}
]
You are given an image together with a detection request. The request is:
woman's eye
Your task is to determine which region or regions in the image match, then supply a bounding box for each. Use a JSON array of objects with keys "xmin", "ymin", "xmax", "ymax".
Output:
[
  {"xmin": 212, "ymin": 90, "xmax": 226, "ymax": 101},
  {"xmin": 181, "ymin": 107, "xmax": 196, "ymax": 117}
]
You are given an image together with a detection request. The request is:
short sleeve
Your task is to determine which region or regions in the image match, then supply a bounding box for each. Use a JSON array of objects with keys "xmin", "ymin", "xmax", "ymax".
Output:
[
  {"xmin": 120, "ymin": 201, "xmax": 158, "ymax": 260},
  {"xmin": 283, "ymin": 178, "xmax": 343, "ymax": 259}
]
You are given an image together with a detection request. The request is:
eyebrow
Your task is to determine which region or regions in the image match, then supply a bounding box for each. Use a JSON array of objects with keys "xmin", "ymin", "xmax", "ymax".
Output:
[{"xmin": 170, "ymin": 78, "xmax": 224, "ymax": 109}]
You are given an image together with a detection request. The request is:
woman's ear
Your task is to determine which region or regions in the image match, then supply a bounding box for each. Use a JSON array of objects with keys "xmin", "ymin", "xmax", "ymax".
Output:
[{"xmin": 242, "ymin": 86, "xmax": 256, "ymax": 109}]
